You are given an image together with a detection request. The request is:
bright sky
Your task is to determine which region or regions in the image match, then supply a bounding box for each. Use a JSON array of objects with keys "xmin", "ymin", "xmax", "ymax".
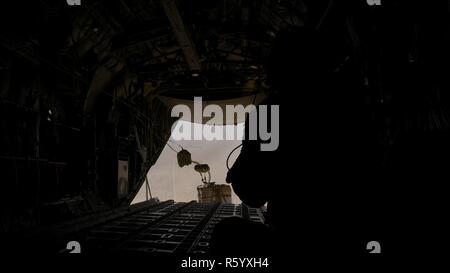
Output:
[{"xmin": 132, "ymin": 120, "xmax": 244, "ymax": 204}]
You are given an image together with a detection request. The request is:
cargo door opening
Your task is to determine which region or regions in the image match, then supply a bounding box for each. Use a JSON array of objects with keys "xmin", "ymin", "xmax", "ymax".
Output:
[{"xmin": 132, "ymin": 120, "xmax": 244, "ymax": 204}]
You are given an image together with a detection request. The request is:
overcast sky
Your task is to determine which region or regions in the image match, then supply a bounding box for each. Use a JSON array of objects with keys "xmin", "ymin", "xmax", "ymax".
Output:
[{"xmin": 132, "ymin": 120, "xmax": 244, "ymax": 204}]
